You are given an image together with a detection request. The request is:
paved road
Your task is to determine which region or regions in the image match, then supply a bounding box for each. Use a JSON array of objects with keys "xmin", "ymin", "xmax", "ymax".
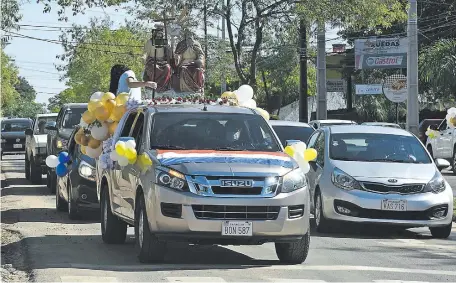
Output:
[{"xmin": 1, "ymin": 155, "xmax": 456, "ymax": 282}]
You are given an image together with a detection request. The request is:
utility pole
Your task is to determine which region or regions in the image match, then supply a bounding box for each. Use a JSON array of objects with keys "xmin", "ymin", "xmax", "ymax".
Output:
[
  {"xmin": 299, "ymin": 18, "xmax": 308, "ymax": 122},
  {"xmin": 220, "ymin": 0, "xmax": 227, "ymax": 94},
  {"xmin": 204, "ymin": 0, "xmax": 208, "ymax": 89},
  {"xmin": 407, "ymin": 0, "xmax": 419, "ymax": 135},
  {"xmin": 316, "ymin": 22, "xmax": 327, "ymax": 120}
]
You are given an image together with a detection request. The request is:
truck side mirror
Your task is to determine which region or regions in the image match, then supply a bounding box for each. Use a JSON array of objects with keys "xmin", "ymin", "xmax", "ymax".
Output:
[{"xmin": 25, "ymin": 128, "xmax": 33, "ymax": 136}]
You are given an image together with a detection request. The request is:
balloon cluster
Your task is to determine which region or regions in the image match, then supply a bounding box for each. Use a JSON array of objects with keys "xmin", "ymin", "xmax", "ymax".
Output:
[
  {"xmin": 75, "ymin": 91, "xmax": 129, "ymax": 158},
  {"xmin": 221, "ymin": 85, "xmax": 270, "ymax": 121},
  {"xmin": 425, "ymin": 126, "xmax": 440, "ymax": 139},
  {"xmin": 284, "ymin": 142, "xmax": 318, "ymax": 174},
  {"xmin": 45, "ymin": 152, "xmax": 71, "ymax": 177},
  {"xmin": 446, "ymin": 107, "xmax": 456, "ymax": 129},
  {"xmin": 110, "ymin": 139, "xmax": 137, "ymax": 167}
]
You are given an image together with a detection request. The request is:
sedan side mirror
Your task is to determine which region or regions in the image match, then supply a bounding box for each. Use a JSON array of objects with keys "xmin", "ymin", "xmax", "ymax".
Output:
[
  {"xmin": 25, "ymin": 128, "xmax": 33, "ymax": 136},
  {"xmin": 435, "ymin": 158, "xmax": 450, "ymax": 171},
  {"xmin": 429, "ymin": 124, "xmax": 438, "ymax": 131},
  {"xmin": 285, "ymin": 140, "xmax": 302, "ymax": 147}
]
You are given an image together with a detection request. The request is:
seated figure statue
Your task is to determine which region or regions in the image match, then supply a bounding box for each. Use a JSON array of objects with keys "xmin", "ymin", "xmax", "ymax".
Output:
[
  {"xmin": 174, "ymin": 31, "xmax": 205, "ymax": 93},
  {"xmin": 143, "ymin": 24, "xmax": 172, "ymax": 93}
]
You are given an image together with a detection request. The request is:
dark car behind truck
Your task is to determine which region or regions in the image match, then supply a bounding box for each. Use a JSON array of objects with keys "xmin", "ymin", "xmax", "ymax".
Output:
[
  {"xmin": 1, "ymin": 118, "xmax": 33, "ymax": 159},
  {"xmin": 46, "ymin": 103, "xmax": 87, "ymax": 193}
]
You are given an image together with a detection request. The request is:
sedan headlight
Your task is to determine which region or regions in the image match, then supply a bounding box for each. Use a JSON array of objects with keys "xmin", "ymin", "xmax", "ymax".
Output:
[
  {"xmin": 155, "ymin": 168, "xmax": 188, "ymax": 191},
  {"xmin": 424, "ymin": 171, "xmax": 446, "ymax": 194},
  {"xmin": 280, "ymin": 169, "xmax": 307, "ymax": 193},
  {"xmin": 56, "ymin": 140, "xmax": 63, "ymax": 149},
  {"xmin": 331, "ymin": 167, "xmax": 361, "ymax": 190},
  {"xmin": 78, "ymin": 160, "xmax": 96, "ymax": 181}
]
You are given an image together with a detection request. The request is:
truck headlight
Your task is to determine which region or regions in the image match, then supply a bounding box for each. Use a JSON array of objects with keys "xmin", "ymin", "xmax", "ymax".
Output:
[
  {"xmin": 155, "ymin": 168, "xmax": 188, "ymax": 191},
  {"xmin": 331, "ymin": 167, "xmax": 361, "ymax": 190},
  {"xmin": 280, "ymin": 169, "xmax": 306, "ymax": 193},
  {"xmin": 424, "ymin": 171, "xmax": 446, "ymax": 194},
  {"xmin": 78, "ymin": 160, "xmax": 96, "ymax": 181}
]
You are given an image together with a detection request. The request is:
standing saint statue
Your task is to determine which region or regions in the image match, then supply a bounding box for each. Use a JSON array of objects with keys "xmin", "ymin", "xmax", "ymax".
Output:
[
  {"xmin": 174, "ymin": 31, "xmax": 205, "ymax": 93},
  {"xmin": 143, "ymin": 24, "xmax": 173, "ymax": 93}
]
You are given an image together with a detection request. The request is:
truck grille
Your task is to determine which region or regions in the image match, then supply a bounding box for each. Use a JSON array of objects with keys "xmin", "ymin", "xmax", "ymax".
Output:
[
  {"xmin": 361, "ymin": 182, "xmax": 424, "ymax": 194},
  {"xmin": 192, "ymin": 205, "xmax": 280, "ymax": 220},
  {"xmin": 210, "ymin": 186, "xmax": 263, "ymax": 195}
]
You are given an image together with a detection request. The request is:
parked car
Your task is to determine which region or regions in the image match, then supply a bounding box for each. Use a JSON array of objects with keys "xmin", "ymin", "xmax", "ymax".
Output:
[
  {"xmin": 361, "ymin": 122, "xmax": 401, "ymax": 129},
  {"xmin": 46, "ymin": 103, "xmax": 87, "ymax": 193},
  {"xmin": 419, "ymin": 119, "xmax": 443, "ymax": 144},
  {"xmin": 1, "ymin": 118, "xmax": 33, "ymax": 159},
  {"xmin": 98, "ymin": 105, "xmax": 311, "ymax": 264},
  {"xmin": 25, "ymin": 113, "xmax": 58, "ymax": 184},
  {"xmin": 307, "ymin": 125, "xmax": 453, "ymax": 238},
  {"xmin": 308, "ymin": 119, "xmax": 356, "ymax": 129},
  {"xmin": 425, "ymin": 119, "xmax": 456, "ymax": 173},
  {"xmin": 56, "ymin": 126, "xmax": 98, "ymax": 219},
  {"xmin": 269, "ymin": 120, "xmax": 314, "ymax": 146}
]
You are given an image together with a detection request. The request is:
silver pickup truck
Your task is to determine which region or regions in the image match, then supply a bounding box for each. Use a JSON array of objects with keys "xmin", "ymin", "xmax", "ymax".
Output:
[{"xmin": 97, "ymin": 104, "xmax": 311, "ymax": 264}]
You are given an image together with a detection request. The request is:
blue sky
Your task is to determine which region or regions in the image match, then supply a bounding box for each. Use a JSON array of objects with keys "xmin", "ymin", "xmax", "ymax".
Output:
[{"xmin": 4, "ymin": 2, "xmax": 342, "ymax": 106}]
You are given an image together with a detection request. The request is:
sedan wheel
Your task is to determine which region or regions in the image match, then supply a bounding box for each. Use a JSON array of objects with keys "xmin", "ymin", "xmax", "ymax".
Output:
[{"xmin": 315, "ymin": 191, "xmax": 332, "ymax": 233}]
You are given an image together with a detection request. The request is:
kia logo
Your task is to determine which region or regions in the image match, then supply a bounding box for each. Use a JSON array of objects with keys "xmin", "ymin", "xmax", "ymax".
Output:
[{"xmin": 388, "ymin": 179, "xmax": 398, "ymax": 183}]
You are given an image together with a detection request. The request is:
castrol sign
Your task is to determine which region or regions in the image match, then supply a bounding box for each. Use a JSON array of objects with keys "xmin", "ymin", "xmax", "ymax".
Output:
[{"xmin": 355, "ymin": 37, "xmax": 408, "ymax": 69}]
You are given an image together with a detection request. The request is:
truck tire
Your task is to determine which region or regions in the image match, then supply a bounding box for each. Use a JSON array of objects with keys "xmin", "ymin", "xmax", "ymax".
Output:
[
  {"xmin": 275, "ymin": 229, "xmax": 310, "ymax": 264},
  {"xmin": 56, "ymin": 180, "xmax": 67, "ymax": 212},
  {"xmin": 67, "ymin": 180, "xmax": 80, "ymax": 220},
  {"xmin": 100, "ymin": 185, "xmax": 127, "ymax": 244},
  {"xmin": 135, "ymin": 193, "xmax": 167, "ymax": 263},
  {"xmin": 429, "ymin": 223, "xmax": 452, "ymax": 239},
  {"xmin": 30, "ymin": 157, "xmax": 43, "ymax": 184},
  {"xmin": 48, "ymin": 170, "xmax": 57, "ymax": 194},
  {"xmin": 25, "ymin": 155, "xmax": 30, "ymax": 180}
]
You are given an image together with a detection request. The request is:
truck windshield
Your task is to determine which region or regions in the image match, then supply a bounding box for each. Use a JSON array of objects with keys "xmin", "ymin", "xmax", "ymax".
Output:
[
  {"xmin": 34, "ymin": 116, "xmax": 57, "ymax": 134},
  {"xmin": 62, "ymin": 108, "xmax": 86, "ymax": 129},
  {"xmin": 1, "ymin": 121, "xmax": 31, "ymax": 132},
  {"xmin": 150, "ymin": 112, "xmax": 281, "ymax": 152}
]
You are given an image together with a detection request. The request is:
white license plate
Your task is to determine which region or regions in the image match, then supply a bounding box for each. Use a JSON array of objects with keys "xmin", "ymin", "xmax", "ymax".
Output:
[
  {"xmin": 221, "ymin": 221, "xmax": 252, "ymax": 236},
  {"xmin": 381, "ymin": 199, "xmax": 407, "ymax": 211},
  {"xmin": 13, "ymin": 144, "xmax": 22, "ymax": 149}
]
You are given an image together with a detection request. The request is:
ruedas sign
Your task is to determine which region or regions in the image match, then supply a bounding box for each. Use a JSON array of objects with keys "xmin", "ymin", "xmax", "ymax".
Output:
[{"xmin": 355, "ymin": 37, "xmax": 408, "ymax": 69}]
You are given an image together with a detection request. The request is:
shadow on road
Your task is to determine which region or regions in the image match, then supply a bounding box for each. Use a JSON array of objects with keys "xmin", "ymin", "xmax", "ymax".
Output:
[{"xmin": 1, "ymin": 207, "xmax": 100, "ymax": 225}]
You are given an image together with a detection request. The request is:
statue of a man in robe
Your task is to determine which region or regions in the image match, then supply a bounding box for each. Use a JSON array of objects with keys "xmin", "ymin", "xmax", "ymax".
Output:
[
  {"xmin": 174, "ymin": 31, "xmax": 205, "ymax": 93},
  {"xmin": 143, "ymin": 23, "xmax": 173, "ymax": 93}
]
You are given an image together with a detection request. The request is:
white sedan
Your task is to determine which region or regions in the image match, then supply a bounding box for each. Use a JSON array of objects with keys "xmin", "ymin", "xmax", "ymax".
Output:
[{"xmin": 306, "ymin": 125, "xmax": 453, "ymax": 238}]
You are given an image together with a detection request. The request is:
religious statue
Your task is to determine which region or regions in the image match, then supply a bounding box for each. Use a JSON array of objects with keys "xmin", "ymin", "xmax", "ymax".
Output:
[
  {"xmin": 174, "ymin": 31, "xmax": 205, "ymax": 93},
  {"xmin": 143, "ymin": 23, "xmax": 173, "ymax": 93}
]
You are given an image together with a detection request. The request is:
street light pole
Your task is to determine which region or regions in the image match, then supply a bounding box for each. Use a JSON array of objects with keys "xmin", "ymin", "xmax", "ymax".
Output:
[
  {"xmin": 299, "ymin": 18, "xmax": 308, "ymax": 123},
  {"xmin": 316, "ymin": 22, "xmax": 327, "ymax": 120},
  {"xmin": 220, "ymin": 0, "xmax": 227, "ymax": 94},
  {"xmin": 407, "ymin": 0, "xmax": 419, "ymax": 135}
]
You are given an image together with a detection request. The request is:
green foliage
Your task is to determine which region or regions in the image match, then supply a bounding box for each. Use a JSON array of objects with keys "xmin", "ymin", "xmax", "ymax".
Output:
[
  {"xmin": 1, "ymin": 0, "xmax": 22, "ymax": 44},
  {"xmin": 1, "ymin": 49, "xmax": 20, "ymax": 115},
  {"xmin": 53, "ymin": 18, "xmax": 145, "ymax": 109}
]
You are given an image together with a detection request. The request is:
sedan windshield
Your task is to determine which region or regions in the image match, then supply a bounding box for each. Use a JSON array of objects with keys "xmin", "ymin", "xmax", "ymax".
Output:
[
  {"xmin": 150, "ymin": 113, "xmax": 281, "ymax": 152},
  {"xmin": 272, "ymin": 125, "xmax": 314, "ymax": 146},
  {"xmin": 330, "ymin": 133, "xmax": 431, "ymax": 164},
  {"xmin": 1, "ymin": 121, "xmax": 31, "ymax": 132}
]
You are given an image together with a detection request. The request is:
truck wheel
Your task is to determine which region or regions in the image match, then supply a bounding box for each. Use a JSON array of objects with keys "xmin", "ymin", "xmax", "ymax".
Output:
[
  {"xmin": 275, "ymin": 229, "xmax": 310, "ymax": 264},
  {"xmin": 100, "ymin": 185, "xmax": 127, "ymax": 244},
  {"xmin": 429, "ymin": 223, "xmax": 452, "ymax": 239},
  {"xmin": 30, "ymin": 157, "xmax": 43, "ymax": 184},
  {"xmin": 135, "ymin": 193, "xmax": 166, "ymax": 263},
  {"xmin": 25, "ymin": 156, "xmax": 30, "ymax": 180},
  {"xmin": 56, "ymin": 179, "xmax": 67, "ymax": 211},
  {"xmin": 67, "ymin": 180, "xmax": 80, "ymax": 220}
]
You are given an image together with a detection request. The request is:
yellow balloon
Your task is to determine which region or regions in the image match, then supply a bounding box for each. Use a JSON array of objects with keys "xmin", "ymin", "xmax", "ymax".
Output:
[
  {"xmin": 103, "ymin": 99, "xmax": 116, "ymax": 115},
  {"xmin": 115, "ymin": 142, "xmax": 126, "ymax": 156},
  {"xmin": 112, "ymin": 105, "xmax": 126, "ymax": 121},
  {"xmin": 94, "ymin": 105, "xmax": 110, "ymax": 122},
  {"xmin": 128, "ymin": 156, "xmax": 137, "ymax": 164},
  {"xmin": 284, "ymin": 146, "xmax": 295, "ymax": 157},
  {"xmin": 256, "ymin": 108, "xmax": 270, "ymax": 120},
  {"xmin": 115, "ymin": 93, "xmax": 129, "ymax": 105},
  {"xmin": 88, "ymin": 100, "xmax": 103, "ymax": 113},
  {"xmin": 125, "ymin": 147, "xmax": 137, "ymax": 160},
  {"xmin": 81, "ymin": 145, "xmax": 87, "ymax": 155},
  {"xmin": 304, "ymin": 148, "xmax": 318, "ymax": 162},
  {"xmin": 102, "ymin": 92, "xmax": 116, "ymax": 103},
  {"xmin": 450, "ymin": 117, "xmax": 456, "ymax": 127},
  {"xmin": 82, "ymin": 110, "xmax": 96, "ymax": 124}
]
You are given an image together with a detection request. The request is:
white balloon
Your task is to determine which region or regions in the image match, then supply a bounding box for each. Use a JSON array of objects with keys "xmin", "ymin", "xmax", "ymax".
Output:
[
  {"xmin": 242, "ymin": 99, "xmax": 257, "ymax": 109},
  {"xmin": 110, "ymin": 151, "xmax": 120, "ymax": 161},
  {"xmin": 90, "ymin": 91, "xmax": 104, "ymax": 101},
  {"xmin": 292, "ymin": 141, "xmax": 307, "ymax": 153},
  {"xmin": 125, "ymin": 139, "xmax": 136, "ymax": 149},
  {"xmin": 45, "ymin": 155, "xmax": 59, "ymax": 168},
  {"xmin": 118, "ymin": 156, "xmax": 129, "ymax": 167},
  {"xmin": 91, "ymin": 123, "xmax": 109, "ymax": 141},
  {"xmin": 79, "ymin": 117, "xmax": 88, "ymax": 128},
  {"xmin": 237, "ymin": 85, "xmax": 254, "ymax": 103},
  {"xmin": 299, "ymin": 161, "xmax": 311, "ymax": 174},
  {"xmin": 448, "ymin": 107, "xmax": 456, "ymax": 116},
  {"xmin": 86, "ymin": 145, "xmax": 103, "ymax": 158}
]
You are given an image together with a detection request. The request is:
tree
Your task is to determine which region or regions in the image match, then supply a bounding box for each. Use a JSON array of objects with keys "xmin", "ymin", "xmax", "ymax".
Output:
[
  {"xmin": 55, "ymin": 18, "xmax": 145, "ymax": 105},
  {"xmin": 48, "ymin": 89, "xmax": 78, "ymax": 112},
  {"xmin": 15, "ymin": 77, "xmax": 37, "ymax": 101},
  {"xmin": 1, "ymin": 0, "xmax": 22, "ymax": 43},
  {"xmin": 1, "ymin": 49, "xmax": 20, "ymax": 116}
]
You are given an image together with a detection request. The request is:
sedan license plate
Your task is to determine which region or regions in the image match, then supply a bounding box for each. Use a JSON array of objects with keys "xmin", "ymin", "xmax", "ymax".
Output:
[
  {"xmin": 222, "ymin": 221, "xmax": 252, "ymax": 236},
  {"xmin": 13, "ymin": 144, "xmax": 22, "ymax": 149},
  {"xmin": 381, "ymin": 199, "xmax": 407, "ymax": 211}
]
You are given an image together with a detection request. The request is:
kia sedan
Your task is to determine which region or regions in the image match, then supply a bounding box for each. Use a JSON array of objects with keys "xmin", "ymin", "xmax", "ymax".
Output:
[{"xmin": 306, "ymin": 125, "xmax": 453, "ymax": 238}]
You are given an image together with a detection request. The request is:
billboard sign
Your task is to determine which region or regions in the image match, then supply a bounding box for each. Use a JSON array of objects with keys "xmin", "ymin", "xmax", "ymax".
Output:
[
  {"xmin": 355, "ymin": 37, "xmax": 408, "ymax": 69},
  {"xmin": 327, "ymin": 79, "xmax": 346, "ymax": 92},
  {"xmin": 383, "ymin": 75, "xmax": 407, "ymax": 103},
  {"xmin": 355, "ymin": 84, "xmax": 383, "ymax": 95}
]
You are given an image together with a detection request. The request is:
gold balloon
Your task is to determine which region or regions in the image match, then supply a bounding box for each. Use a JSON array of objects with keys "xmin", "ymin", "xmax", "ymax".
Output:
[
  {"xmin": 103, "ymin": 99, "xmax": 116, "ymax": 115},
  {"xmin": 256, "ymin": 108, "xmax": 270, "ymax": 120},
  {"xmin": 88, "ymin": 99, "xmax": 103, "ymax": 113},
  {"xmin": 102, "ymin": 92, "xmax": 116, "ymax": 103},
  {"xmin": 94, "ymin": 105, "xmax": 110, "ymax": 122},
  {"xmin": 115, "ymin": 93, "xmax": 129, "ymax": 105},
  {"xmin": 81, "ymin": 145, "xmax": 87, "ymax": 155},
  {"xmin": 450, "ymin": 117, "xmax": 456, "ymax": 127},
  {"xmin": 88, "ymin": 136, "xmax": 101, "ymax": 149},
  {"xmin": 108, "ymin": 121, "xmax": 118, "ymax": 135},
  {"xmin": 82, "ymin": 110, "xmax": 96, "ymax": 124},
  {"xmin": 111, "ymin": 105, "xmax": 126, "ymax": 122}
]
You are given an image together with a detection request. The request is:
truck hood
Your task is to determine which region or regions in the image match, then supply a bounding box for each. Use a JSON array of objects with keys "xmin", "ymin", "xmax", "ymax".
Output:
[
  {"xmin": 1, "ymin": 132, "xmax": 25, "ymax": 139},
  {"xmin": 34, "ymin": 134, "xmax": 48, "ymax": 147},
  {"xmin": 157, "ymin": 150, "xmax": 296, "ymax": 177}
]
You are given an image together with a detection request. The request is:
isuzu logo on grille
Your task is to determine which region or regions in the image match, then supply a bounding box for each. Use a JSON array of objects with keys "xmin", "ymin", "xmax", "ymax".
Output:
[{"xmin": 220, "ymin": 179, "xmax": 253, "ymax": 187}]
